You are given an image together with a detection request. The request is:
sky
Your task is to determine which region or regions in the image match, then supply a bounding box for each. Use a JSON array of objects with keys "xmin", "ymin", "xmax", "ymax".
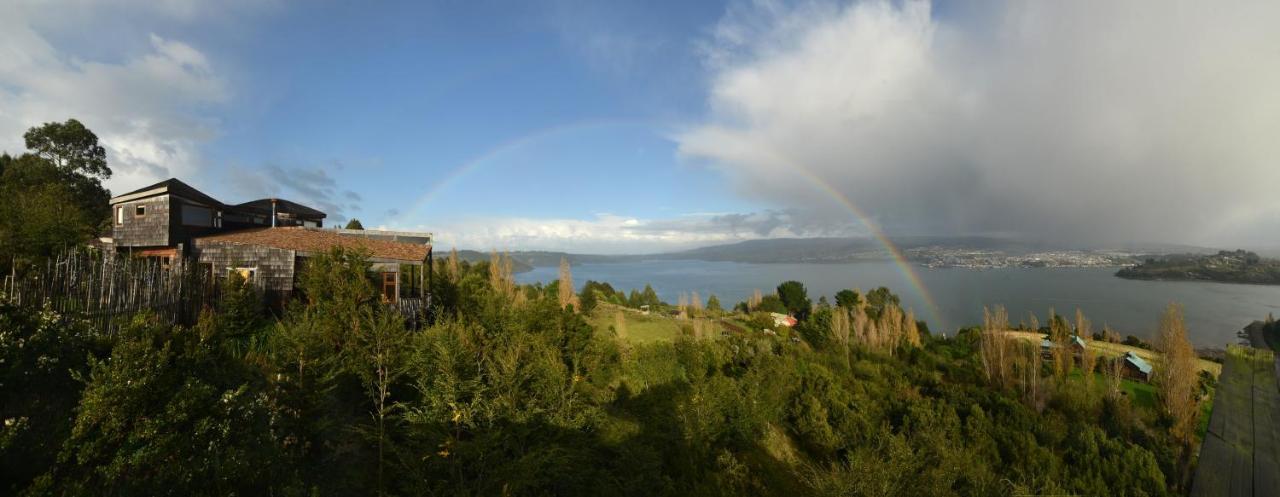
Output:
[{"xmin": 3, "ymin": 0, "xmax": 1279, "ymax": 253}]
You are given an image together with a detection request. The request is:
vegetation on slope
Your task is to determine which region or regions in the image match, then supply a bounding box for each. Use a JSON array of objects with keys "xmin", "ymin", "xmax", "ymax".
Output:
[
  {"xmin": 0, "ymin": 248, "xmax": 1208, "ymax": 496},
  {"xmin": 1116, "ymin": 250, "xmax": 1280, "ymax": 284}
]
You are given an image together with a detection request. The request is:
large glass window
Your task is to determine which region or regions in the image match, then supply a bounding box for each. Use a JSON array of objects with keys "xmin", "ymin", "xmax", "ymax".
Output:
[{"xmin": 181, "ymin": 204, "xmax": 214, "ymax": 227}]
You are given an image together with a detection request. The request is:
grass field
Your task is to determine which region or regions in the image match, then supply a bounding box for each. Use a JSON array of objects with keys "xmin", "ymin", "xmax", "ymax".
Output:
[
  {"xmin": 587, "ymin": 304, "xmax": 685, "ymax": 343},
  {"xmin": 1003, "ymin": 330, "xmax": 1222, "ymax": 377}
]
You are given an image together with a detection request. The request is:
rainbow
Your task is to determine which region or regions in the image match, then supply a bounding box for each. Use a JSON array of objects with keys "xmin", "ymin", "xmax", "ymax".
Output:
[
  {"xmin": 398, "ymin": 120, "xmax": 943, "ymax": 326},
  {"xmin": 392, "ymin": 119, "xmax": 650, "ymax": 226}
]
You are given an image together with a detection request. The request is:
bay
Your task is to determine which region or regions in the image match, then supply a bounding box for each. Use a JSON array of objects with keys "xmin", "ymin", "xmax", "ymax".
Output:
[{"xmin": 515, "ymin": 260, "xmax": 1280, "ymax": 347}]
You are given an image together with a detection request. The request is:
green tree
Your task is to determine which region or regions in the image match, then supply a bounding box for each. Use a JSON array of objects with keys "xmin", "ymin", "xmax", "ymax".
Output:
[
  {"xmin": 835, "ymin": 289, "xmax": 861, "ymax": 309},
  {"xmin": 706, "ymin": 294, "xmax": 723, "ymax": 313},
  {"xmin": 23, "ymin": 118, "xmax": 109, "ymax": 178},
  {"xmin": 776, "ymin": 280, "xmax": 812, "ymax": 320},
  {"xmin": 345, "ymin": 218, "xmax": 365, "ymax": 230},
  {"xmin": 0, "ymin": 120, "xmax": 113, "ymax": 270},
  {"xmin": 33, "ymin": 315, "xmax": 288, "ymax": 495},
  {"xmin": 756, "ymin": 294, "xmax": 788, "ymax": 314},
  {"xmin": 864, "ymin": 287, "xmax": 900, "ymax": 320}
]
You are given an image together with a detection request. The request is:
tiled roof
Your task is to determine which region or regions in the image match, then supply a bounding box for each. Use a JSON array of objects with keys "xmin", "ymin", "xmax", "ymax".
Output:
[{"xmin": 195, "ymin": 227, "xmax": 430, "ymax": 262}]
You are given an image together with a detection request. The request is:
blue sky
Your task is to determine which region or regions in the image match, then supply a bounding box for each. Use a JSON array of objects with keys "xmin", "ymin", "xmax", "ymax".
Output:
[{"xmin": 4, "ymin": 1, "xmax": 1280, "ymax": 251}]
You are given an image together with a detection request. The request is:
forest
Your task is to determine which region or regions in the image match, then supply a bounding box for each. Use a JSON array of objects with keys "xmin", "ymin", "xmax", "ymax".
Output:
[{"xmin": 0, "ymin": 245, "xmax": 1209, "ymax": 496}]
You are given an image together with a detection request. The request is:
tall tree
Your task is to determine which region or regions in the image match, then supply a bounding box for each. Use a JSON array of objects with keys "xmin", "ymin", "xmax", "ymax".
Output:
[
  {"xmin": 1153, "ymin": 303, "xmax": 1199, "ymax": 443},
  {"xmin": 1076, "ymin": 309, "xmax": 1096, "ymax": 375},
  {"xmin": 344, "ymin": 218, "xmax": 365, "ymax": 230},
  {"xmin": 557, "ymin": 257, "xmax": 577, "ymax": 310},
  {"xmin": 835, "ymin": 289, "xmax": 861, "ymax": 309},
  {"xmin": 776, "ymin": 281, "xmax": 812, "ymax": 320},
  {"xmin": 706, "ymin": 294, "xmax": 722, "ymax": 313},
  {"xmin": 23, "ymin": 119, "xmax": 109, "ymax": 178},
  {"xmin": 0, "ymin": 120, "xmax": 114, "ymax": 268},
  {"xmin": 981, "ymin": 306, "xmax": 1011, "ymax": 389}
]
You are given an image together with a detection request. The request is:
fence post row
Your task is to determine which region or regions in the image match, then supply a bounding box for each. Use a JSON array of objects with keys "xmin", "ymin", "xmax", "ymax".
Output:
[{"xmin": 1, "ymin": 250, "xmax": 221, "ymax": 333}]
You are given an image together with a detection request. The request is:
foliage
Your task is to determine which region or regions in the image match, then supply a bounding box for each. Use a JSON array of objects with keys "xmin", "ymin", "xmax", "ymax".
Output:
[
  {"xmin": 0, "ymin": 248, "xmax": 1194, "ymax": 496},
  {"xmin": 0, "ymin": 305, "xmax": 110, "ymax": 494},
  {"xmin": 30, "ymin": 314, "xmax": 288, "ymax": 496},
  {"xmin": 834, "ymin": 289, "xmax": 861, "ymax": 309},
  {"xmin": 344, "ymin": 218, "xmax": 365, "ymax": 230},
  {"xmin": 776, "ymin": 281, "xmax": 811, "ymax": 320},
  {"xmin": 0, "ymin": 120, "xmax": 113, "ymax": 273},
  {"xmin": 1117, "ymin": 249, "xmax": 1280, "ymax": 284}
]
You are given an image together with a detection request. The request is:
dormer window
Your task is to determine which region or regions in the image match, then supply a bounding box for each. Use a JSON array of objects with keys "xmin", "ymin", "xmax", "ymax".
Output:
[{"xmin": 135, "ymin": 205, "xmax": 146, "ymax": 217}]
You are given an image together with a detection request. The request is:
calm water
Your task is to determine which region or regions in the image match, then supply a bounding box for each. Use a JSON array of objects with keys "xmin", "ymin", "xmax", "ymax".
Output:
[{"xmin": 516, "ymin": 260, "xmax": 1280, "ymax": 347}]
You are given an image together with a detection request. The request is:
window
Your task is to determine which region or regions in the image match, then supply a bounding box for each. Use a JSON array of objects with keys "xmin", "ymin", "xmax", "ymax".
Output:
[
  {"xmin": 381, "ymin": 271, "xmax": 397, "ymax": 303},
  {"xmin": 181, "ymin": 204, "xmax": 213, "ymax": 227},
  {"xmin": 230, "ymin": 267, "xmax": 256, "ymax": 284},
  {"xmin": 135, "ymin": 205, "xmax": 146, "ymax": 217},
  {"xmin": 115, "ymin": 206, "xmax": 124, "ymax": 225}
]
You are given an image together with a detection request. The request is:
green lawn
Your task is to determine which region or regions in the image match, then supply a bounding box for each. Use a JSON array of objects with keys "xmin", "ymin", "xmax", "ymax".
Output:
[{"xmin": 587, "ymin": 306, "xmax": 684, "ymax": 344}]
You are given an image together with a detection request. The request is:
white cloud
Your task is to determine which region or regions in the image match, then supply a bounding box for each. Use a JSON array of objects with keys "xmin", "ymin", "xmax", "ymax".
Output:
[
  {"xmin": 679, "ymin": 0, "xmax": 1280, "ymax": 247},
  {"xmin": 407, "ymin": 210, "xmax": 847, "ymax": 254},
  {"xmin": 0, "ymin": 2, "xmax": 234, "ymax": 193}
]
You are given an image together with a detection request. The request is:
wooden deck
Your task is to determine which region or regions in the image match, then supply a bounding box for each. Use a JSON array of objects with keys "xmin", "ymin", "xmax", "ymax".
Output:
[{"xmin": 1191, "ymin": 346, "xmax": 1280, "ymax": 497}]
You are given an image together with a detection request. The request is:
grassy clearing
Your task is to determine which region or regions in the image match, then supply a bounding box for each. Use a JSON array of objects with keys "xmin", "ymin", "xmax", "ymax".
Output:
[
  {"xmin": 1003, "ymin": 330, "xmax": 1222, "ymax": 377},
  {"xmin": 586, "ymin": 304, "xmax": 684, "ymax": 343}
]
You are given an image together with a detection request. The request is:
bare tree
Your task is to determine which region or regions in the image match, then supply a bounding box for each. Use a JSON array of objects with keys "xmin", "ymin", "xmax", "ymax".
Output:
[
  {"xmin": 903, "ymin": 309, "xmax": 921, "ymax": 348},
  {"xmin": 557, "ymin": 257, "xmax": 577, "ymax": 310},
  {"xmin": 981, "ymin": 306, "xmax": 1012, "ymax": 388},
  {"xmin": 1076, "ymin": 309, "xmax": 1096, "ymax": 376},
  {"xmin": 1153, "ymin": 303, "xmax": 1199, "ymax": 443},
  {"xmin": 447, "ymin": 247, "xmax": 461, "ymax": 283},
  {"xmin": 1048, "ymin": 308, "xmax": 1071, "ymax": 381}
]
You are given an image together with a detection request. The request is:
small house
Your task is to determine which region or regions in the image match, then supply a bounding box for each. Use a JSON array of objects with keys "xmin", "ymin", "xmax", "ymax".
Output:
[
  {"xmin": 1122, "ymin": 352, "xmax": 1153, "ymax": 382},
  {"xmin": 770, "ymin": 312, "xmax": 797, "ymax": 328}
]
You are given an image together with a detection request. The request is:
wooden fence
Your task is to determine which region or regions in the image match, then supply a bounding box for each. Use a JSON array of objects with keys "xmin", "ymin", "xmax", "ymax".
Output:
[{"xmin": 2, "ymin": 251, "xmax": 220, "ymax": 332}]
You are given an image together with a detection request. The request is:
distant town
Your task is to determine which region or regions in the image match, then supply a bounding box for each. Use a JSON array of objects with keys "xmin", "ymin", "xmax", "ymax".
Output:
[{"xmin": 904, "ymin": 246, "xmax": 1138, "ymax": 269}]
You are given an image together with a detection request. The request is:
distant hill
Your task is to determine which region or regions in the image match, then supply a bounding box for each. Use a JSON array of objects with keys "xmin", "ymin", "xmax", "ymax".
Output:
[
  {"xmin": 454, "ymin": 250, "xmax": 536, "ymax": 273},
  {"xmin": 1116, "ymin": 250, "xmax": 1280, "ymax": 285},
  {"xmin": 454, "ymin": 236, "xmax": 1043, "ymax": 268}
]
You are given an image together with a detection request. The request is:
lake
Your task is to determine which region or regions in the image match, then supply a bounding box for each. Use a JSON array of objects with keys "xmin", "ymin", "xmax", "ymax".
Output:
[{"xmin": 516, "ymin": 260, "xmax": 1280, "ymax": 347}]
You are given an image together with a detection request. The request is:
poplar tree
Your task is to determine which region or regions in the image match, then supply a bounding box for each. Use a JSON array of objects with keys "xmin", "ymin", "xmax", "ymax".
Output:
[
  {"xmin": 1153, "ymin": 303, "xmax": 1199, "ymax": 443},
  {"xmin": 1076, "ymin": 309, "xmax": 1096, "ymax": 375},
  {"xmin": 903, "ymin": 310, "xmax": 921, "ymax": 348},
  {"xmin": 981, "ymin": 306, "xmax": 1011, "ymax": 388},
  {"xmin": 557, "ymin": 257, "xmax": 577, "ymax": 310}
]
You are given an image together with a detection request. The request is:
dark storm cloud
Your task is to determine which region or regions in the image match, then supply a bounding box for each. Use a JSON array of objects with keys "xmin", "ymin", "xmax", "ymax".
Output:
[{"xmin": 679, "ymin": 0, "xmax": 1280, "ymax": 248}]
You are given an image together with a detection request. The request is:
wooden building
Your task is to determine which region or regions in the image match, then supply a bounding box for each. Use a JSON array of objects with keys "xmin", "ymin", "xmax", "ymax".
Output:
[
  {"xmin": 109, "ymin": 178, "xmax": 330, "ymax": 261},
  {"xmin": 107, "ymin": 178, "xmax": 432, "ymax": 309},
  {"xmin": 194, "ymin": 227, "xmax": 431, "ymax": 305}
]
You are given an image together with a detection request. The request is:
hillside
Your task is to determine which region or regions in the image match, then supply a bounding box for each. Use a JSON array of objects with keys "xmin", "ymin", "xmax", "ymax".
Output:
[{"xmin": 1116, "ymin": 250, "xmax": 1280, "ymax": 284}]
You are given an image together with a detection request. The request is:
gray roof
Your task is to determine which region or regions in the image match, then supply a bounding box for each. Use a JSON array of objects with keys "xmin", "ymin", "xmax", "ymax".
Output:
[
  {"xmin": 1124, "ymin": 352, "xmax": 1153, "ymax": 375},
  {"xmin": 109, "ymin": 178, "xmax": 224, "ymax": 207},
  {"xmin": 232, "ymin": 198, "xmax": 326, "ymax": 219}
]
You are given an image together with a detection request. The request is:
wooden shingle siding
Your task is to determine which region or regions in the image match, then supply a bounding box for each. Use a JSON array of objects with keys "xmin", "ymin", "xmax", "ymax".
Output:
[
  {"xmin": 112, "ymin": 195, "xmax": 172, "ymax": 247},
  {"xmin": 194, "ymin": 241, "xmax": 297, "ymax": 297}
]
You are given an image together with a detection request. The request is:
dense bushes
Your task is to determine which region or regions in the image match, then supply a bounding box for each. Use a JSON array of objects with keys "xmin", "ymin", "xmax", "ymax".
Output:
[{"xmin": 0, "ymin": 249, "xmax": 1188, "ymax": 495}]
